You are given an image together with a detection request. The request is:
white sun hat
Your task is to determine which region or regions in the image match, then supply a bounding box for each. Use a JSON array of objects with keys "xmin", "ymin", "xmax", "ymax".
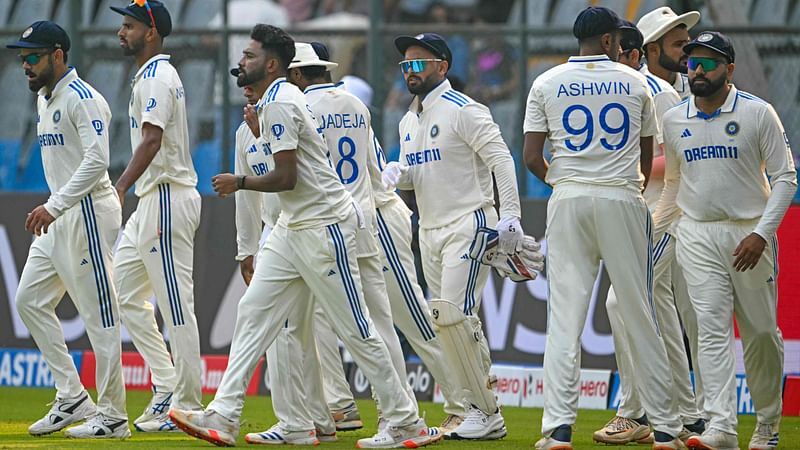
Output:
[
  {"xmin": 637, "ymin": 6, "xmax": 700, "ymax": 45},
  {"xmin": 288, "ymin": 42, "xmax": 338, "ymax": 70}
]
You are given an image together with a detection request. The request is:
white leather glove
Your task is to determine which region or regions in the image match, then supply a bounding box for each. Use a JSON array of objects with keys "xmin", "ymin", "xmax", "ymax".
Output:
[
  {"xmin": 381, "ymin": 162, "xmax": 409, "ymax": 190},
  {"xmin": 496, "ymin": 216, "xmax": 524, "ymax": 254}
]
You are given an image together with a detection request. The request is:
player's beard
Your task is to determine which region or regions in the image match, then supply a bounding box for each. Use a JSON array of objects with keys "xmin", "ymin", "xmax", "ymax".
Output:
[
  {"xmin": 406, "ymin": 73, "xmax": 439, "ymax": 96},
  {"xmin": 689, "ymin": 72, "xmax": 727, "ymax": 97},
  {"xmin": 236, "ymin": 62, "xmax": 266, "ymax": 88},
  {"xmin": 122, "ymin": 35, "xmax": 145, "ymax": 56},
  {"xmin": 26, "ymin": 56, "xmax": 54, "ymax": 93},
  {"xmin": 658, "ymin": 44, "xmax": 686, "ymax": 74}
]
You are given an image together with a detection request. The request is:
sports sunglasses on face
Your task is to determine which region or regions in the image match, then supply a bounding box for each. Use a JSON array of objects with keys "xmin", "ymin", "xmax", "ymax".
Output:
[
  {"xmin": 399, "ymin": 58, "xmax": 442, "ymax": 74},
  {"xmin": 687, "ymin": 56, "xmax": 726, "ymax": 72},
  {"xmin": 19, "ymin": 52, "xmax": 51, "ymax": 65}
]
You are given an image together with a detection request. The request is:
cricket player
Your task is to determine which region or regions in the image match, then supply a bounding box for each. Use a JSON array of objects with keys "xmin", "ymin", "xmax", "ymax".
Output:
[
  {"xmin": 110, "ymin": 0, "xmax": 203, "ymax": 431},
  {"xmin": 168, "ymin": 25, "xmax": 436, "ymax": 449},
  {"xmin": 7, "ymin": 21, "xmax": 129, "ymax": 438},
  {"xmin": 595, "ymin": 19, "xmax": 704, "ymax": 446},
  {"xmin": 638, "ymin": 7, "xmax": 696, "ymax": 99},
  {"xmin": 523, "ymin": 7, "xmax": 684, "ymax": 449},
  {"xmin": 382, "ymin": 32, "xmax": 522, "ymax": 439},
  {"xmin": 654, "ymin": 32, "xmax": 796, "ymax": 450}
]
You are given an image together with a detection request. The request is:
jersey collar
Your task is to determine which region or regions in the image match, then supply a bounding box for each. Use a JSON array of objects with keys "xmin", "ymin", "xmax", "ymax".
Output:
[
  {"xmin": 410, "ymin": 78, "xmax": 451, "ymax": 115},
  {"xmin": 304, "ymin": 82, "xmax": 338, "ymax": 95},
  {"xmin": 567, "ymin": 54, "xmax": 612, "ymax": 63},
  {"xmin": 687, "ymin": 84, "xmax": 738, "ymax": 120},
  {"xmin": 41, "ymin": 66, "xmax": 79, "ymax": 101},
  {"xmin": 133, "ymin": 53, "xmax": 171, "ymax": 81}
]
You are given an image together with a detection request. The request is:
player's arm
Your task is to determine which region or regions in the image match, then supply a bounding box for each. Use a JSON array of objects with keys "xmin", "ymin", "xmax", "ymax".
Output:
[
  {"xmin": 382, "ymin": 120, "xmax": 413, "ymax": 190},
  {"xmin": 522, "ymin": 80, "xmax": 550, "ymax": 184},
  {"xmin": 651, "ymin": 123, "xmax": 681, "ymax": 237},
  {"xmin": 640, "ymin": 135, "xmax": 654, "ymax": 189},
  {"xmin": 234, "ymin": 128, "xmax": 263, "ymax": 285},
  {"xmin": 29, "ymin": 99, "xmax": 112, "ymax": 235},
  {"xmin": 649, "ymin": 90, "xmax": 681, "ymax": 181},
  {"xmin": 366, "ymin": 128, "xmax": 389, "ymax": 193},
  {"xmin": 115, "ymin": 78, "xmax": 174, "ymax": 205},
  {"xmin": 734, "ymin": 104, "xmax": 798, "ymax": 272},
  {"xmin": 639, "ymin": 84, "xmax": 660, "ymax": 189}
]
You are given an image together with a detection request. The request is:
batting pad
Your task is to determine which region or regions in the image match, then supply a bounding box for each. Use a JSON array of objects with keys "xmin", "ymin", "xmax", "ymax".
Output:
[{"xmin": 430, "ymin": 299, "xmax": 498, "ymax": 414}]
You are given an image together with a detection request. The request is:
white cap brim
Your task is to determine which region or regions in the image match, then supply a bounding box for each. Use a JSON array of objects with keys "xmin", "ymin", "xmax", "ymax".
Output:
[{"xmin": 641, "ymin": 11, "xmax": 700, "ymax": 45}]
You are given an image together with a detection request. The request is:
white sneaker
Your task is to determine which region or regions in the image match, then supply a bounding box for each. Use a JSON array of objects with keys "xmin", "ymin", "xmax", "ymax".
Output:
[
  {"xmin": 439, "ymin": 414, "xmax": 463, "ymax": 433},
  {"xmin": 64, "ymin": 413, "xmax": 131, "ymax": 439},
  {"xmin": 28, "ymin": 392, "xmax": 97, "ymax": 436},
  {"xmin": 316, "ymin": 427, "xmax": 337, "ymax": 442},
  {"xmin": 592, "ymin": 416, "xmax": 651, "ymax": 444},
  {"xmin": 749, "ymin": 422, "xmax": 779, "ymax": 450},
  {"xmin": 170, "ymin": 408, "xmax": 239, "ymax": 447},
  {"xmin": 445, "ymin": 405, "xmax": 506, "ymax": 440},
  {"xmin": 331, "ymin": 401, "xmax": 363, "ymax": 431},
  {"xmin": 134, "ymin": 391, "xmax": 173, "ymax": 425},
  {"xmin": 134, "ymin": 414, "xmax": 180, "ymax": 432},
  {"xmin": 686, "ymin": 429, "xmax": 739, "ymax": 450},
  {"xmin": 245, "ymin": 423, "xmax": 320, "ymax": 445},
  {"xmin": 356, "ymin": 418, "xmax": 437, "ymax": 448},
  {"xmin": 534, "ymin": 436, "xmax": 573, "ymax": 450}
]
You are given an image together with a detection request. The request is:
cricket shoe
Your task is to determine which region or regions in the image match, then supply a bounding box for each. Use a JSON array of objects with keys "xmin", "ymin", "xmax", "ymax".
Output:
[
  {"xmin": 331, "ymin": 402, "xmax": 363, "ymax": 431},
  {"xmin": 749, "ymin": 422, "xmax": 779, "ymax": 450},
  {"xmin": 245, "ymin": 423, "xmax": 320, "ymax": 445},
  {"xmin": 316, "ymin": 427, "xmax": 337, "ymax": 442},
  {"xmin": 686, "ymin": 429, "xmax": 739, "ymax": 450},
  {"xmin": 679, "ymin": 419, "xmax": 707, "ymax": 444},
  {"xmin": 535, "ymin": 424, "xmax": 572, "ymax": 450},
  {"xmin": 652, "ymin": 431, "xmax": 688, "ymax": 449},
  {"xmin": 445, "ymin": 404, "xmax": 506, "ymax": 440},
  {"xmin": 356, "ymin": 418, "xmax": 437, "ymax": 448},
  {"xmin": 28, "ymin": 391, "xmax": 97, "ymax": 436},
  {"xmin": 133, "ymin": 390, "xmax": 174, "ymax": 430},
  {"xmin": 64, "ymin": 413, "xmax": 131, "ymax": 439},
  {"xmin": 170, "ymin": 408, "xmax": 239, "ymax": 447},
  {"xmin": 592, "ymin": 415, "xmax": 651, "ymax": 444},
  {"xmin": 438, "ymin": 414, "xmax": 463, "ymax": 434}
]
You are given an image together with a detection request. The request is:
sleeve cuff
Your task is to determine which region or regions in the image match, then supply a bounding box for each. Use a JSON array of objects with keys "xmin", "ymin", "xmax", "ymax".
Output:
[{"xmin": 43, "ymin": 200, "xmax": 63, "ymax": 219}]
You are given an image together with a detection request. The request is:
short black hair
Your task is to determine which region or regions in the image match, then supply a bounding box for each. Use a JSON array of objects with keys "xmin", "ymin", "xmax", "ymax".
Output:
[
  {"xmin": 299, "ymin": 65, "xmax": 326, "ymax": 80},
  {"xmin": 250, "ymin": 24, "xmax": 294, "ymax": 70}
]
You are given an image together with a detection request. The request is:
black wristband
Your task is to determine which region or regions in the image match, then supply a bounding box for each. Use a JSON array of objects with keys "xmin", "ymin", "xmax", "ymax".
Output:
[{"xmin": 238, "ymin": 175, "xmax": 246, "ymax": 189}]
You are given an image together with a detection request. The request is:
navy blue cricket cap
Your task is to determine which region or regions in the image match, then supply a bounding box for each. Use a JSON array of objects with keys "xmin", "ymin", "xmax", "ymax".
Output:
[
  {"xmin": 394, "ymin": 33, "xmax": 452, "ymax": 65},
  {"xmin": 573, "ymin": 6, "xmax": 625, "ymax": 40},
  {"xmin": 620, "ymin": 19, "xmax": 643, "ymax": 51},
  {"xmin": 6, "ymin": 20, "xmax": 70, "ymax": 51},
  {"xmin": 110, "ymin": 0, "xmax": 172, "ymax": 38},
  {"xmin": 684, "ymin": 31, "xmax": 735, "ymax": 63}
]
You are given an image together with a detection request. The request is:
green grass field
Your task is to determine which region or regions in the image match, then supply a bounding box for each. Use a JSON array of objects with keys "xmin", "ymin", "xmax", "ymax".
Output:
[{"xmin": 0, "ymin": 387, "xmax": 797, "ymax": 448}]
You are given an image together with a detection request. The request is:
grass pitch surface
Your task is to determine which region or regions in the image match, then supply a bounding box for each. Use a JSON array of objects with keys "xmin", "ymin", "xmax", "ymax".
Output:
[{"xmin": 0, "ymin": 387, "xmax": 797, "ymax": 448}]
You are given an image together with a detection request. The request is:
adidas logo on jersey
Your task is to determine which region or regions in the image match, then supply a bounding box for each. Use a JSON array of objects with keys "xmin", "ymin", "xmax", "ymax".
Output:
[
  {"xmin": 681, "ymin": 128, "xmax": 692, "ymax": 138},
  {"xmin": 382, "ymin": 266, "xmax": 389, "ymax": 272},
  {"xmin": 327, "ymin": 269, "xmax": 336, "ymax": 276},
  {"xmin": 404, "ymin": 133, "xmax": 411, "ymax": 142},
  {"xmin": 460, "ymin": 253, "xmax": 470, "ymax": 260},
  {"xmin": 150, "ymin": 247, "xmax": 158, "ymax": 253},
  {"xmin": 80, "ymin": 258, "xmax": 89, "ymax": 266},
  {"xmin": 767, "ymin": 275, "xmax": 775, "ymax": 283}
]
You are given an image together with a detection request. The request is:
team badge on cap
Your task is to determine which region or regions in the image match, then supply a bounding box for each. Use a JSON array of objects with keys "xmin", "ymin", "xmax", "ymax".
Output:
[
  {"xmin": 22, "ymin": 27, "xmax": 33, "ymax": 38},
  {"xmin": 725, "ymin": 121, "xmax": 739, "ymax": 136},
  {"xmin": 697, "ymin": 33, "xmax": 714, "ymax": 42},
  {"xmin": 430, "ymin": 124, "xmax": 439, "ymax": 137}
]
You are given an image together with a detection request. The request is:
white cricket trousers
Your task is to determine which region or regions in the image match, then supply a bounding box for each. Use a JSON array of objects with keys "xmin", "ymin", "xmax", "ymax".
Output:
[
  {"xmin": 607, "ymin": 231, "xmax": 702, "ymax": 423},
  {"xmin": 677, "ymin": 216, "xmax": 783, "ymax": 435},
  {"xmin": 419, "ymin": 205, "xmax": 497, "ymax": 414},
  {"xmin": 542, "ymin": 183, "xmax": 681, "ymax": 437},
  {"xmin": 114, "ymin": 183, "xmax": 202, "ymax": 410},
  {"xmin": 16, "ymin": 189, "xmax": 127, "ymax": 419},
  {"xmin": 208, "ymin": 210, "xmax": 418, "ymax": 427}
]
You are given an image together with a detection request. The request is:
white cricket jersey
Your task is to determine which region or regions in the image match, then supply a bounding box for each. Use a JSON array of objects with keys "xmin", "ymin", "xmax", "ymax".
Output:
[
  {"xmin": 305, "ymin": 82, "xmax": 377, "ymax": 230},
  {"xmin": 367, "ymin": 128, "xmax": 401, "ymax": 208},
  {"xmin": 661, "ymin": 85, "xmax": 797, "ymax": 223},
  {"xmin": 673, "ymin": 72, "xmax": 690, "ymax": 100},
  {"xmin": 524, "ymin": 54, "xmax": 659, "ymax": 191},
  {"xmin": 129, "ymin": 54, "xmax": 197, "ymax": 197},
  {"xmin": 398, "ymin": 79, "xmax": 517, "ymax": 229},
  {"xmin": 37, "ymin": 68, "xmax": 113, "ymax": 218},
  {"xmin": 255, "ymin": 77, "xmax": 353, "ymax": 230},
  {"xmin": 640, "ymin": 64, "xmax": 682, "ymax": 207},
  {"xmin": 234, "ymin": 121, "xmax": 281, "ymax": 260}
]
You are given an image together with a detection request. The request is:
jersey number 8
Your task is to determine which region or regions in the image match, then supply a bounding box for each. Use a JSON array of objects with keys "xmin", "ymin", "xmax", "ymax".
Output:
[
  {"xmin": 336, "ymin": 136, "xmax": 359, "ymax": 184},
  {"xmin": 562, "ymin": 102, "xmax": 630, "ymax": 152}
]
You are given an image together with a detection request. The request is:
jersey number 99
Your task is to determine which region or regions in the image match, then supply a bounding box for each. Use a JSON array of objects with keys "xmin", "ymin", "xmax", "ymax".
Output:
[
  {"xmin": 336, "ymin": 136, "xmax": 359, "ymax": 184},
  {"xmin": 562, "ymin": 103, "xmax": 630, "ymax": 152}
]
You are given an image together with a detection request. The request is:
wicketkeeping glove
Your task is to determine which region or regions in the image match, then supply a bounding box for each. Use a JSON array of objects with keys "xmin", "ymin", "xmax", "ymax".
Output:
[
  {"xmin": 468, "ymin": 227, "xmax": 544, "ymax": 282},
  {"xmin": 381, "ymin": 162, "xmax": 409, "ymax": 190},
  {"xmin": 496, "ymin": 216, "xmax": 524, "ymax": 254}
]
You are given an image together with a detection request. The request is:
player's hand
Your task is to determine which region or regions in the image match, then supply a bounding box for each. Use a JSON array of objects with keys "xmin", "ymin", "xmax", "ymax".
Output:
[
  {"xmin": 733, "ymin": 232, "xmax": 766, "ymax": 272},
  {"xmin": 239, "ymin": 255, "xmax": 255, "ymax": 286},
  {"xmin": 115, "ymin": 186, "xmax": 126, "ymax": 209},
  {"xmin": 25, "ymin": 205, "xmax": 56, "ymax": 236},
  {"xmin": 381, "ymin": 162, "xmax": 408, "ymax": 190},
  {"xmin": 496, "ymin": 216, "xmax": 524, "ymax": 254},
  {"xmin": 244, "ymin": 105, "xmax": 260, "ymax": 138},
  {"xmin": 212, "ymin": 173, "xmax": 238, "ymax": 198}
]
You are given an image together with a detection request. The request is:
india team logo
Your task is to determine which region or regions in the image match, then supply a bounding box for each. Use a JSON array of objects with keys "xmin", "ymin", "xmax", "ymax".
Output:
[
  {"xmin": 697, "ymin": 33, "xmax": 714, "ymax": 42},
  {"xmin": 430, "ymin": 124, "xmax": 439, "ymax": 138},
  {"xmin": 22, "ymin": 27, "xmax": 32, "ymax": 38},
  {"xmin": 725, "ymin": 121, "xmax": 740, "ymax": 136},
  {"xmin": 271, "ymin": 123, "xmax": 285, "ymax": 140},
  {"xmin": 52, "ymin": 110, "xmax": 61, "ymax": 123}
]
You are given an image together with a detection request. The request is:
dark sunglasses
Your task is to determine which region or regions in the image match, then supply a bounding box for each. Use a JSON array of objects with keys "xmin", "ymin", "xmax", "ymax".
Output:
[
  {"xmin": 687, "ymin": 56, "xmax": 726, "ymax": 72},
  {"xmin": 399, "ymin": 59, "xmax": 442, "ymax": 74},
  {"xmin": 19, "ymin": 51, "xmax": 51, "ymax": 66}
]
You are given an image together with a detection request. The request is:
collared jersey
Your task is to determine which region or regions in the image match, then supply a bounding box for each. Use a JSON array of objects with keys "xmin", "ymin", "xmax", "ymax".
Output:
[
  {"xmin": 662, "ymin": 85, "xmax": 797, "ymax": 222},
  {"xmin": 234, "ymin": 121, "xmax": 281, "ymax": 260},
  {"xmin": 673, "ymin": 72, "xmax": 691, "ymax": 100},
  {"xmin": 37, "ymin": 68, "xmax": 113, "ymax": 218},
  {"xmin": 129, "ymin": 54, "xmax": 197, "ymax": 197},
  {"xmin": 524, "ymin": 54, "xmax": 658, "ymax": 190},
  {"xmin": 398, "ymin": 79, "xmax": 505, "ymax": 229},
  {"xmin": 256, "ymin": 78, "xmax": 353, "ymax": 230},
  {"xmin": 305, "ymin": 82, "xmax": 377, "ymax": 230},
  {"xmin": 640, "ymin": 64, "xmax": 682, "ymax": 207}
]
